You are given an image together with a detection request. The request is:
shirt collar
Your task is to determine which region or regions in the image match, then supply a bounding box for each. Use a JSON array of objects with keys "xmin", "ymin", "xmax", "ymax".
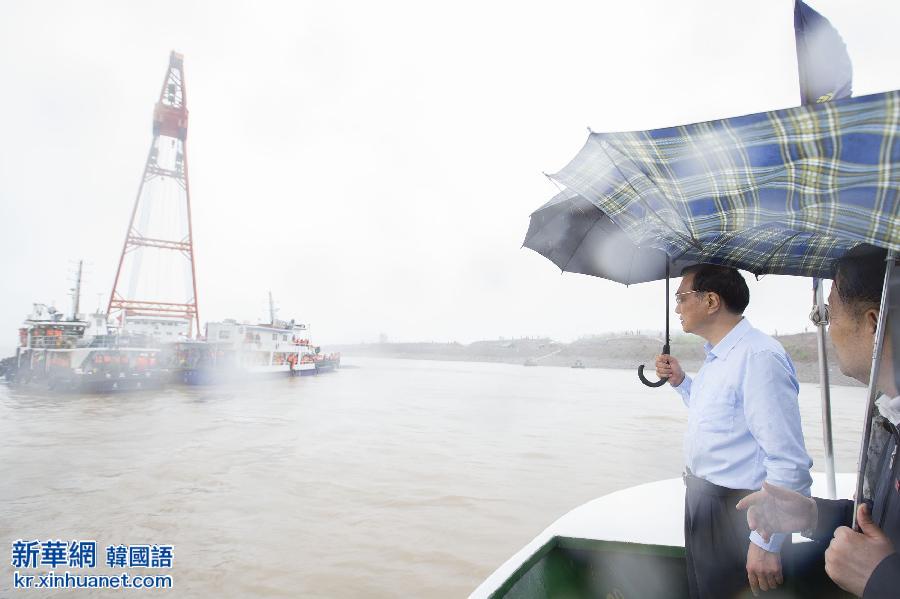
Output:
[{"xmin": 703, "ymin": 318, "xmax": 751, "ymax": 360}]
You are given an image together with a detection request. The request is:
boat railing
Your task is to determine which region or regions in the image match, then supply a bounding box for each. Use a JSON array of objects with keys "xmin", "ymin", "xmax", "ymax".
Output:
[
  {"xmin": 27, "ymin": 337, "xmax": 79, "ymax": 349},
  {"xmin": 78, "ymin": 334, "xmax": 160, "ymax": 349}
]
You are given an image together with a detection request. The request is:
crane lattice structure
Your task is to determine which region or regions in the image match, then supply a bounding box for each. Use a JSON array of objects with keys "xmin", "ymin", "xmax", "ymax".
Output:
[{"xmin": 108, "ymin": 51, "xmax": 200, "ymax": 337}]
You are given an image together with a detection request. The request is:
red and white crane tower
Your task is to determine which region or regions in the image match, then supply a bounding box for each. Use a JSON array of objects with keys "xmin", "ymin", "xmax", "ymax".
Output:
[{"xmin": 108, "ymin": 51, "xmax": 200, "ymax": 338}]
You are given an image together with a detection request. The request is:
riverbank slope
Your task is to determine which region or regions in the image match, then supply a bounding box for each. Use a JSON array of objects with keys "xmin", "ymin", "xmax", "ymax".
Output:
[{"xmin": 332, "ymin": 332, "xmax": 858, "ymax": 386}]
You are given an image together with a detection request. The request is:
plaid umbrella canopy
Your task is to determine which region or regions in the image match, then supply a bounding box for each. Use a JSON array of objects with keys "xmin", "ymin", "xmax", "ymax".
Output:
[{"xmin": 527, "ymin": 90, "xmax": 900, "ymax": 282}]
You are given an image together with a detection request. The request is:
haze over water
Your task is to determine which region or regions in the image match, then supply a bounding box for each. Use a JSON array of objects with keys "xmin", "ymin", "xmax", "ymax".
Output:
[{"xmin": 0, "ymin": 358, "xmax": 864, "ymax": 597}]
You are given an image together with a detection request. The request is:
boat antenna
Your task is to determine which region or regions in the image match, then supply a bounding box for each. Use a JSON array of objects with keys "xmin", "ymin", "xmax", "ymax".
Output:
[
  {"xmin": 268, "ymin": 291, "xmax": 276, "ymax": 325},
  {"xmin": 70, "ymin": 260, "xmax": 83, "ymax": 321}
]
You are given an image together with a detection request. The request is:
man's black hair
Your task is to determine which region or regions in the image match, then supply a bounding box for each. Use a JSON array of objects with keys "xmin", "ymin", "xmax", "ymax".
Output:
[
  {"xmin": 682, "ymin": 264, "xmax": 750, "ymax": 314},
  {"xmin": 833, "ymin": 245, "xmax": 888, "ymax": 317}
]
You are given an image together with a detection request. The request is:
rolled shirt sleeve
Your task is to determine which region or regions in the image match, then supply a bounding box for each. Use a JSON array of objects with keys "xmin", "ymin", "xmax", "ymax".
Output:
[
  {"xmin": 742, "ymin": 350, "xmax": 813, "ymax": 492},
  {"xmin": 742, "ymin": 349, "xmax": 813, "ymax": 552}
]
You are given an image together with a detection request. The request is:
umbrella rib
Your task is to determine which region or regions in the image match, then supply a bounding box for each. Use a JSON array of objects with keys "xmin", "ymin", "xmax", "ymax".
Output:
[
  {"xmin": 671, "ymin": 245, "xmax": 695, "ymax": 262},
  {"xmin": 596, "ymin": 139, "xmax": 703, "ymax": 252},
  {"xmin": 543, "ymin": 172, "xmax": 566, "ymax": 194},
  {"xmin": 756, "ymin": 230, "xmax": 803, "ymax": 275}
]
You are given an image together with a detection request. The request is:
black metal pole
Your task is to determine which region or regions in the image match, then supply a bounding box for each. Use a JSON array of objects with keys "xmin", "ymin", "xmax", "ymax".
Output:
[{"xmin": 853, "ymin": 251, "xmax": 897, "ymax": 529}]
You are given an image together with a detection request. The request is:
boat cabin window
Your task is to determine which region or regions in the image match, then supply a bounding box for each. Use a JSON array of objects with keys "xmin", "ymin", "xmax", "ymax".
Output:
[
  {"xmin": 218, "ymin": 330, "xmax": 231, "ymax": 340},
  {"xmin": 272, "ymin": 333, "xmax": 277, "ymax": 340}
]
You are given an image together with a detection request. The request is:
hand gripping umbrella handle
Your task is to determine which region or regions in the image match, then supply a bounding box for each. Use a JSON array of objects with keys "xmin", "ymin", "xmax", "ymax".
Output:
[{"xmin": 638, "ymin": 342, "xmax": 670, "ymax": 387}]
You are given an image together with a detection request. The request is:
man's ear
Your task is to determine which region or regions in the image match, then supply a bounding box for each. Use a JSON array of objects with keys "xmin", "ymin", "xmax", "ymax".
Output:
[
  {"xmin": 706, "ymin": 292, "xmax": 721, "ymax": 314},
  {"xmin": 865, "ymin": 308, "xmax": 880, "ymax": 336}
]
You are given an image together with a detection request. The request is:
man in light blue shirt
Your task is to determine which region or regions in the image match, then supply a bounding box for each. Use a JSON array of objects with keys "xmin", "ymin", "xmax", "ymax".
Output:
[{"xmin": 656, "ymin": 264, "xmax": 812, "ymax": 598}]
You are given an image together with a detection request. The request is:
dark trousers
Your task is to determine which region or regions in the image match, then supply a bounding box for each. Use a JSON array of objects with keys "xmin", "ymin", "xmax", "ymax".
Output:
[{"xmin": 683, "ymin": 473, "xmax": 756, "ymax": 599}]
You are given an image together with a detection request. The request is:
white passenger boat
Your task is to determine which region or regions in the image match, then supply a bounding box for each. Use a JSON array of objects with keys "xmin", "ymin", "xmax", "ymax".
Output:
[
  {"xmin": 170, "ymin": 318, "xmax": 334, "ymax": 383},
  {"xmin": 208, "ymin": 318, "xmax": 318, "ymax": 375}
]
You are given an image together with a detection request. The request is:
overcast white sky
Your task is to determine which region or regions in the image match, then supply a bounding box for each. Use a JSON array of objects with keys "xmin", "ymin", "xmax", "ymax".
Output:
[{"xmin": 2, "ymin": 0, "xmax": 899, "ymax": 351}]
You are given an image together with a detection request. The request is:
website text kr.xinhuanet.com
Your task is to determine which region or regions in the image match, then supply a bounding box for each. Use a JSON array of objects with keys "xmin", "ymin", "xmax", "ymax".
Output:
[{"xmin": 13, "ymin": 570, "xmax": 173, "ymax": 590}]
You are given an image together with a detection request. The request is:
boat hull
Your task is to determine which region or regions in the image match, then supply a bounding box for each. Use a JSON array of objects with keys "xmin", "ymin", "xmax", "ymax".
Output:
[
  {"xmin": 6, "ymin": 369, "xmax": 166, "ymax": 393},
  {"xmin": 314, "ymin": 357, "xmax": 340, "ymax": 374},
  {"xmin": 172, "ymin": 362, "xmax": 318, "ymax": 385},
  {"xmin": 5, "ymin": 347, "xmax": 166, "ymax": 394}
]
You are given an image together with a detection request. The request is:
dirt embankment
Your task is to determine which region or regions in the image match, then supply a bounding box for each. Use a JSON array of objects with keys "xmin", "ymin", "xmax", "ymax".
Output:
[{"xmin": 331, "ymin": 332, "xmax": 860, "ymax": 386}]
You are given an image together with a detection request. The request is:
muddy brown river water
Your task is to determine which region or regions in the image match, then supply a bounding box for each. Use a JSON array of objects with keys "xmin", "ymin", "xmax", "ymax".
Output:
[{"xmin": 0, "ymin": 357, "xmax": 864, "ymax": 597}]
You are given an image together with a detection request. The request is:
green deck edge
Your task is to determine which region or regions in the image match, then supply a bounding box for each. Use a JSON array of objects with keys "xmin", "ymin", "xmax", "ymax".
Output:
[{"xmin": 488, "ymin": 536, "xmax": 685, "ymax": 598}]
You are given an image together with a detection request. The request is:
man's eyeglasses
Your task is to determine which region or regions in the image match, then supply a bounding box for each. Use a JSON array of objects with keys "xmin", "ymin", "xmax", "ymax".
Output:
[{"xmin": 674, "ymin": 290, "xmax": 704, "ymax": 305}]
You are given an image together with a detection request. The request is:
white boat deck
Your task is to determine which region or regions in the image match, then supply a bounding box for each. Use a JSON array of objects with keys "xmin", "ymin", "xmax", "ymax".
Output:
[{"xmin": 470, "ymin": 472, "xmax": 855, "ymax": 598}]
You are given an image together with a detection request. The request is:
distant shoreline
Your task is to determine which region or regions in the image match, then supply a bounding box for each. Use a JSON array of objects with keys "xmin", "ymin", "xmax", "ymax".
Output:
[{"xmin": 331, "ymin": 332, "xmax": 861, "ymax": 387}]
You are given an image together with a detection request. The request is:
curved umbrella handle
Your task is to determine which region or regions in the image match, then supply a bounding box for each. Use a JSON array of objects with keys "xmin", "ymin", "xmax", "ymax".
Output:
[
  {"xmin": 637, "ymin": 342, "xmax": 671, "ymax": 388},
  {"xmin": 637, "ymin": 364, "xmax": 668, "ymax": 387},
  {"xmin": 638, "ymin": 258, "xmax": 672, "ymax": 389}
]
